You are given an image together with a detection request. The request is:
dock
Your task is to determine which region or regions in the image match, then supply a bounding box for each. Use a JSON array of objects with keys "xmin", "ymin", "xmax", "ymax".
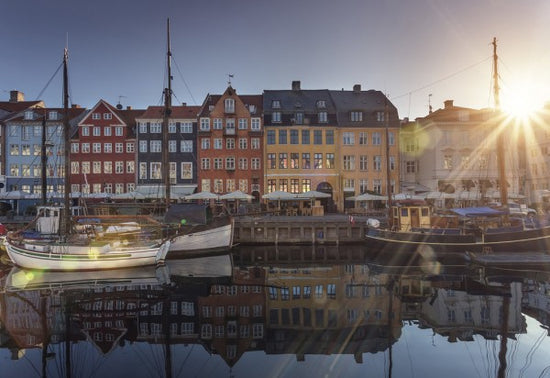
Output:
[{"xmin": 234, "ymin": 214, "xmax": 371, "ymax": 245}]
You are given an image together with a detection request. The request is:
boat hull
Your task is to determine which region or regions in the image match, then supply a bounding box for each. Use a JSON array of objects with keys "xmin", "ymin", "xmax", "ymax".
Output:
[
  {"xmin": 168, "ymin": 220, "xmax": 234, "ymax": 254},
  {"xmin": 4, "ymin": 238, "xmax": 170, "ymax": 271},
  {"xmin": 365, "ymin": 226, "xmax": 550, "ymax": 254}
]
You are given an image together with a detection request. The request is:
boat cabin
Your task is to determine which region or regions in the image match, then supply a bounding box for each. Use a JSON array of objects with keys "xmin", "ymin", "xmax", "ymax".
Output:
[
  {"xmin": 392, "ymin": 201, "xmax": 431, "ymax": 231},
  {"xmin": 36, "ymin": 205, "xmax": 85, "ymax": 234}
]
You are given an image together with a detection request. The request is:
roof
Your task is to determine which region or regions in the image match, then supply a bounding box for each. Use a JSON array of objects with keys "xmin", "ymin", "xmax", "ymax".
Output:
[
  {"xmin": 0, "ymin": 100, "xmax": 43, "ymax": 113},
  {"xmin": 329, "ymin": 89, "xmax": 400, "ymax": 128},
  {"xmin": 138, "ymin": 105, "xmax": 201, "ymax": 119},
  {"xmin": 198, "ymin": 86, "xmax": 263, "ymax": 117},
  {"xmin": 4, "ymin": 106, "xmax": 87, "ymax": 123},
  {"xmin": 419, "ymin": 101, "xmax": 494, "ymax": 123},
  {"xmin": 451, "ymin": 206, "xmax": 506, "ymax": 217}
]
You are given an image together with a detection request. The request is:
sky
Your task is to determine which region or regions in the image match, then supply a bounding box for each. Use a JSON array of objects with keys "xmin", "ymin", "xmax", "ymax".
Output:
[{"xmin": 2, "ymin": 0, "xmax": 550, "ymax": 120}]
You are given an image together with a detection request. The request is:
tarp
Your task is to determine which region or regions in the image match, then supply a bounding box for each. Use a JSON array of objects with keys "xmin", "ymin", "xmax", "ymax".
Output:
[{"xmin": 450, "ymin": 206, "xmax": 506, "ymax": 217}]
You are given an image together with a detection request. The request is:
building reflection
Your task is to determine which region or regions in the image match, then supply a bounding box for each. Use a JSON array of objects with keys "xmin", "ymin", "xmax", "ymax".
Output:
[{"xmin": 0, "ymin": 248, "xmax": 548, "ymax": 372}]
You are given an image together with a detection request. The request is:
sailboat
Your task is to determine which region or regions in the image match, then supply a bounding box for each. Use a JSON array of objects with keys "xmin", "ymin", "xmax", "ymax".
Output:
[
  {"xmin": 3, "ymin": 49, "xmax": 171, "ymax": 271},
  {"xmin": 364, "ymin": 38, "xmax": 550, "ymax": 254},
  {"xmin": 158, "ymin": 18, "xmax": 234, "ymax": 255}
]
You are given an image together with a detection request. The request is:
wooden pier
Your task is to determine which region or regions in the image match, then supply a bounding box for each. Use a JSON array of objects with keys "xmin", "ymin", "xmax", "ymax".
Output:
[{"xmin": 234, "ymin": 215, "xmax": 370, "ymax": 245}]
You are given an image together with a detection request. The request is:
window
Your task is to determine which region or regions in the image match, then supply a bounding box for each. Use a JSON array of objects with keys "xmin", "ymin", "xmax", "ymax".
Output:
[
  {"xmin": 343, "ymin": 155, "xmax": 355, "ymax": 170},
  {"xmin": 238, "ymin": 118, "xmax": 248, "ymax": 129},
  {"xmin": 126, "ymin": 143, "xmax": 134, "ymax": 153},
  {"xmin": 139, "ymin": 140, "xmax": 148, "ymax": 153},
  {"xmin": 267, "ymin": 130, "xmax": 276, "ymax": 144},
  {"xmin": 267, "ymin": 153, "xmax": 276, "ymax": 169},
  {"xmin": 225, "ymin": 98, "xmax": 235, "ymax": 113},
  {"xmin": 201, "ymin": 138, "xmax": 210, "ymax": 150},
  {"xmin": 92, "ymin": 113, "xmax": 100, "ymax": 120},
  {"xmin": 104, "ymin": 161, "xmax": 113, "ymax": 174},
  {"xmin": 251, "ymin": 118, "xmax": 261, "ymax": 130},
  {"xmin": 226, "ymin": 118, "xmax": 235, "ymax": 133},
  {"xmin": 81, "ymin": 126, "xmax": 90, "ymax": 136},
  {"xmin": 238, "ymin": 158, "xmax": 248, "ymax": 170},
  {"xmin": 226, "ymin": 138, "xmax": 235, "ymax": 149},
  {"xmin": 214, "ymin": 138, "xmax": 223, "ymax": 150},
  {"xmin": 214, "ymin": 158, "xmax": 223, "ymax": 170},
  {"xmin": 326, "ymin": 130, "xmax": 334, "ymax": 144},
  {"xmin": 251, "ymin": 157, "xmax": 261, "ymax": 170},
  {"xmin": 115, "ymin": 126, "xmax": 123, "ymax": 136},
  {"xmin": 389, "ymin": 131, "xmax": 395, "ymax": 145},
  {"xmin": 238, "ymin": 138, "xmax": 247, "ymax": 149},
  {"xmin": 372, "ymin": 132, "xmax": 381, "ymax": 145},
  {"xmin": 406, "ymin": 161, "xmax": 416, "ymax": 173},
  {"xmin": 271, "ymin": 112, "xmax": 281, "ymax": 123},
  {"xmin": 343, "ymin": 132, "xmax": 354, "ymax": 145},
  {"xmin": 279, "ymin": 153, "xmax": 288, "ymax": 169},
  {"xmin": 302, "ymin": 153, "xmax": 310, "ymax": 169},
  {"xmin": 360, "ymin": 155, "xmax": 368, "ymax": 171},
  {"xmin": 326, "ymin": 153, "xmax": 335, "ymax": 169},
  {"xmin": 93, "ymin": 161, "xmax": 102, "ymax": 174},
  {"xmin": 226, "ymin": 157, "xmax": 235, "ymax": 170},
  {"xmin": 181, "ymin": 140, "xmax": 193, "ymax": 152},
  {"xmin": 279, "ymin": 130, "xmax": 287, "ymax": 144},
  {"xmin": 251, "ymin": 137, "xmax": 260, "ymax": 149},
  {"xmin": 104, "ymin": 143, "xmax": 112, "ymax": 153},
  {"xmin": 272, "ymin": 100, "xmax": 281, "ymax": 108},
  {"xmin": 373, "ymin": 156, "xmax": 382, "ymax": 171},
  {"xmin": 150, "ymin": 140, "xmax": 162, "ymax": 153},
  {"xmin": 200, "ymin": 118, "xmax": 210, "ymax": 131},
  {"xmin": 294, "ymin": 112, "xmax": 304, "ymax": 124},
  {"xmin": 444, "ymin": 155, "xmax": 453, "ymax": 170},
  {"xmin": 92, "ymin": 143, "xmax": 101, "ymax": 153},
  {"xmin": 313, "ymin": 130, "xmax": 322, "ymax": 144},
  {"xmin": 93, "ymin": 127, "xmax": 101, "ymax": 136},
  {"xmin": 302, "ymin": 130, "xmax": 310, "ymax": 144},
  {"xmin": 376, "ymin": 111, "xmax": 385, "ymax": 122},
  {"xmin": 103, "ymin": 113, "xmax": 112, "ymax": 120},
  {"xmin": 290, "ymin": 130, "xmax": 299, "ymax": 144},
  {"xmin": 314, "ymin": 153, "xmax": 323, "ymax": 169},
  {"xmin": 290, "ymin": 153, "xmax": 299, "ymax": 169},
  {"xmin": 201, "ymin": 158, "xmax": 210, "ymax": 170},
  {"xmin": 359, "ymin": 132, "xmax": 368, "ymax": 145},
  {"xmin": 115, "ymin": 143, "xmax": 123, "ymax": 153},
  {"xmin": 350, "ymin": 111, "xmax": 363, "ymax": 121},
  {"xmin": 150, "ymin": 162, "xmax": 162, "ymax": 179},
  {"xmin": 180, "ymin": 122, "xmax": 192, "ymax": 133}
]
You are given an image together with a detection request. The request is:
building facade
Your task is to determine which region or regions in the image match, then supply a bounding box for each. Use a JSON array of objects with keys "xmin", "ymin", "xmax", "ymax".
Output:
[
  {"xmin": 71, "ymin": 100, "xmax": 138, "ymax": 195},
  {"xmin": 197, "ymin": 86, "xmax": 263, "ymax": 200}
]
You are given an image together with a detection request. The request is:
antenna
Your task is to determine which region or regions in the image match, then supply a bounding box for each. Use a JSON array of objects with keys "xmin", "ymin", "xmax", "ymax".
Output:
[
  {"xmin": 117, "ymin": 95, "xmax": 126, "ymax": 110},
  {"xmin": 428, "ymin": 93, "xmax": 433, "ymax": 113},
  {"xmin": 228, "ymin": 73, "xmax": 234, "ymax": 86}
]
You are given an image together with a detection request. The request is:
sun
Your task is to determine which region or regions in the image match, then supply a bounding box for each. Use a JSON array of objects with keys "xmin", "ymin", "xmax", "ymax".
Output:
[{"xmin": 500, "ymin": 78, "xmax": 544, "ymax": 120}]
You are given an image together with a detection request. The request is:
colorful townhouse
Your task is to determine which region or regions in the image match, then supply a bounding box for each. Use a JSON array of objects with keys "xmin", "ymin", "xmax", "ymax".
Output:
[
  {"xmin": 5, "ymin": 104, "xmax": 86, "ymax": 195},
  {"xmin": 0, "ymin": 90, "xmax": 45, "ymax": 191},
  {"xmin": 197, "ymin": 86, "xmax": 263, "ymax": 200},
  {"xmin": 135, "ymin": 104, "xmax": 201, "ymax": 198},
  {"xmin": 329, "ymin": 85, "xmax": 400, "ymax": 210},
  {"xmin": 263, "ymin": 81, "xmax": 339, "ymax": 211},
  {"xmin": 71, "ymin": 100, "xmax": 140, "ymax": 195}
]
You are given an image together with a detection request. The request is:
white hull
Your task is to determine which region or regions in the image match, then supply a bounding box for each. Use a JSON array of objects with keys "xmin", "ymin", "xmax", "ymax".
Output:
[
  {"xmin": 169, "ymin": 221, "xmax": 234, "ymax": 254},
  {"xmin": 4, "ymin": 238, "xmax": 170, "ymax": 271}
]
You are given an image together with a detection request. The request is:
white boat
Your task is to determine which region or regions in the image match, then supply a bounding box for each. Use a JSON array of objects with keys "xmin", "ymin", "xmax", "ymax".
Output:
[
  {"xmin": 3, "ymin": 49, "xmax": 171, "ymax": 271},
  {"xmin": 168, "ymin": 217, "xmax": 234, "ymax": 254}
]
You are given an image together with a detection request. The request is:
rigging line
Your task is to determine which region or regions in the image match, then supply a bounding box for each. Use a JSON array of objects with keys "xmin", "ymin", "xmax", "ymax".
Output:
[
  {"xmin": 538, "ymin": 364, "xmax": 550, "ymax": 378},
  {"xmin": 391, "ymin": 56, "xmax": 492, "ymax": 101},
  {"xmin": 518, "ymin": 328, "xmax": 547, "ymax": 378},
  {"xmin": 464, "ymin": 337, "xmax": 484, "ymax": 378},
  {"xmin": 402, "ymin": 324, "xmax": 416, "ymax": 378},
  {"xmin": 171, "ymin": 54, "xmax": 197, "ymax": 105},
  {"xmin": 35, "ymin": 61, "xmax": 64, "ymax": 101},
  {"xmin": 176, "ymin": 344, "xmax": 196, "ymax": 377}
]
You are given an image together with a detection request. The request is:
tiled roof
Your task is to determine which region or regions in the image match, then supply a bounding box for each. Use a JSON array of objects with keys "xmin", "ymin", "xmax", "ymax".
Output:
[
  {"xmin": 329, "ymin": 89, "xmax": 400, "ymax": 127},
  {"xmin": 138, "ymin": 105, "xmax": 201, "ymax": 119}
]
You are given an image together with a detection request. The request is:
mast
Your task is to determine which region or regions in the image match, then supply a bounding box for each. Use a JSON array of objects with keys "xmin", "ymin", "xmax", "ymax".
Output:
[
  {"xmin": 384, "ymin": 98, "xmax": 394, "ymax": 230},
  {"xmin": 62, "ymin": 48, "xmax": 71, "ymax": 236},
  {"xmin": 493, "ymin": 38, "xmax": 508, "ymax": 210},
  {"xmin": 162, "ymin": 18, "xmax": 173, "ymax": 208},
  {"xmin": 41, "ymin": 113, "xmax": 48, "ymax": 205}
]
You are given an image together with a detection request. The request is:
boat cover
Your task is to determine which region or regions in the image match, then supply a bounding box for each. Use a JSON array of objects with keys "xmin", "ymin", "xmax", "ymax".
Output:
[{"xmin": 450, "ymin": 206, "xmax": 506, "ymax": 217}]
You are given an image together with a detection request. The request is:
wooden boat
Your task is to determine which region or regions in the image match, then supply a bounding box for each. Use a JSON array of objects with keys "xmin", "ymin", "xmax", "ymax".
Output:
[
  {"xmin": 365, "ymin": 39, "xmax": 550, "ymax": 255},
  {"xmin": 3, "ymin": 49, "xmax": 171, "ymax": 271}
]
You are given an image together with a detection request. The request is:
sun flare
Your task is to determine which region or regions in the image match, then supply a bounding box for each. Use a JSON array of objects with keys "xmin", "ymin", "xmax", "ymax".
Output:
[{"xmin": 500, "ymin": 79, "xmax": 544, "ymax": 120}]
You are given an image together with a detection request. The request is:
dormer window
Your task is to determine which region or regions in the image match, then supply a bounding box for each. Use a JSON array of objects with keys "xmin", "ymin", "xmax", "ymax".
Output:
[
  {"xmin": 295, "ymin": 112, "xmax": 304, "ymax": 125},
  {"xmin": 48, "ymin": 111, "xmax": 58, "ymax": 120},
  {"xmin": 103, "ymin": 113, "xmax": 112, "ymax": 120},
  {"xmin": 248, "ymin": 104, "xmax": 256, "ymax": 114},
  {"xmin": 350, "ymin": 111, "xmax": 363, "ymax": 122},
  {"xmin": 224, "ymin": 98, "xmax": 235, "ymax": 113},
  {"xmin": 317, "ymin": 100, "xmax": 326, "ymax": 109},
  {"xmin": 376, "ymin": 111, "xmax": 385, "ymax": 122},
  {"xmin": 24, "ymin": 111, "xmax": 34, "ymax": 120},
  {"xmin": 92, "ymin": 113, "xmax": 101, "ymax": 120},
  {"xmin": 271, "ymin": 100, "xmax": 281, "ymax": 109}
]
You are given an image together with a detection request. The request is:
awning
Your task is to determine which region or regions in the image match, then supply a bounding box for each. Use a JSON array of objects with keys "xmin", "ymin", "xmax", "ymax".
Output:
[
  {"xmin": 450, "ymin": 206, "xmax": 506, "ymax": 217},
  {"xmin": 136, "ymin": 185, "xmax": 197, "ymax": 199}
]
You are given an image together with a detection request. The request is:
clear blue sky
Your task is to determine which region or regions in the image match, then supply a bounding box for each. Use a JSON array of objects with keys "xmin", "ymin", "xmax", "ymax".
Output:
[{"xmin": 2, "ymin": 0, "xmax": 550, "ymax": 119}]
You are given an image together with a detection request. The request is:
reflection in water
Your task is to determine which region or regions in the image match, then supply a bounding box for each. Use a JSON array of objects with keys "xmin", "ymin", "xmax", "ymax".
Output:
[{"xmin": 1, "ymin": 246, "xmax": 550, "ymax": 377}]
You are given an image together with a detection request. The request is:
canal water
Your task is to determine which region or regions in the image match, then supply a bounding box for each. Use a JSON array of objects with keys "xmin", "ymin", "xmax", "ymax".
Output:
[{"xmin": 1, "ymin": 245, "xmax": 550, "ymax": 378}]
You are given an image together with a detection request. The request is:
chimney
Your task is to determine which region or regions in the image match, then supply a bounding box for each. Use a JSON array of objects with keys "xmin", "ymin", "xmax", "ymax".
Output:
[
  {"xmin": 71, "ymin": 104, "xmax": 81, "ymax": 108},
  {"xmin": 444, "ymin": 100, "xmax": 454, "ymax": 109},
  {"xmin": 291, "ymin": 81, "xmax": 301, "ymax": 91},
  {"xmin": 9, "ymin": 90, "xmax": 24, "ymax": 102},
  {"xmin": 181, "ymin": 102, "xmax": 187, "ymax": 106},
  {"xmin": 126, "ymin": 106, "xmax": 132, "ymax": 110},
  {"xmin": 353, "ymin": 84, "xmax": 361, "ymax": 92}
]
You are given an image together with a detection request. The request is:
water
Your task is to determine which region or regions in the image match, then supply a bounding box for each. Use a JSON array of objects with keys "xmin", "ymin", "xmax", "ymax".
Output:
[{"xmin": 1, "ymin": 245, "xmax": 550, "ymax": 378}]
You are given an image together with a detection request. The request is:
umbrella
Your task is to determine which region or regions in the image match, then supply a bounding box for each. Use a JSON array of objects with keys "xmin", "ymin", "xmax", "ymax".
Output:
[
  {"xmin": 424, "ymin": 191, "xmax": 456, "ymax": 199},
  {"xmin": 262, "ymin": 190, "xmax": 295, "ymax": 200},
  {"xmin": 0, "ymin": 190, "xmax": 31, "ymax": 199},
  {"xmin": 219, "ymin": 190, "xmax": 253, "ymax": 201},
  {"xmin": 111, "ymin": 191, "xmax": 147, "ymax": 200},
  {"xmin": 295, "ymin": 190, "xmax": 331, "ymax": 199},
  {"xmin": 184, "ymin": 191, "xmax": 219, "ymax": 200},
  {"xmin": 350, "ymin": 193, "xmax": 388, "ymax": 201}
]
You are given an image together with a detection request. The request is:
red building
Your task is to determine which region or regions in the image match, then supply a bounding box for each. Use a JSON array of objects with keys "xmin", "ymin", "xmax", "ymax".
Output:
[
  {"xmin": 71, "ymin": 100, "xmax": 142, "ymax": 195},
  {"xmin": 197, "ymin": 86, "xmax": 263, "ymax": 201}
]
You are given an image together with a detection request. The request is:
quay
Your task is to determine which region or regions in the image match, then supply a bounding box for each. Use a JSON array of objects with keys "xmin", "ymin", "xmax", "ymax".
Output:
[{"xmin": 233, "ymin": 214, "xmax": 372, "ymax": 245}]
